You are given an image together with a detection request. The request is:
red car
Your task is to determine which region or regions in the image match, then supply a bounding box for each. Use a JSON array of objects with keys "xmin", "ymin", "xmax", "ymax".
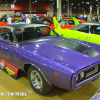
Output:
[
  {"xmin": 40, "ymin": 16, "xmax": 86, "ymax": 29},
  {"xmin": 0, "ymin": 21, "xmax": 9, "ymax": 26}
]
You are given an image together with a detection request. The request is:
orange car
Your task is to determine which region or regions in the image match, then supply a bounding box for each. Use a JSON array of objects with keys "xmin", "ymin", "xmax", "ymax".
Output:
[
  {"xmin": 57, "ymin": 18, "xmax": 87, "ymax": 29},
  {"xmin": 40, "ymin": 16, "xmax": 86, "ymax": 29},
  {"xmin": 0, "ymin": 21, "xmax": 9, "ymax": 26}
]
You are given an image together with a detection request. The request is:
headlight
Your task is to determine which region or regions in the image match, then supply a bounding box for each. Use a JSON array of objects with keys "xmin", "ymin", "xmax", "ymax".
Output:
[
  {"xmin": 76, "ymin": 75, "xmax": 79, "ymax": 82},
  {"xmin": 80, "ymin": 72, "xmax": 85, "ymax": 79},
  {"xmin": 76, "ymin": 72, "xmax": 85, "ymax": 82}
]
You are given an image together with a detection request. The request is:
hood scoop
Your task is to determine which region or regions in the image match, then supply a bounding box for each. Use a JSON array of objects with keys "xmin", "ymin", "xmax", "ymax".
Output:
[{"xmin": 50, "ymin": 39, "xmax": 100, "ymax": 57}]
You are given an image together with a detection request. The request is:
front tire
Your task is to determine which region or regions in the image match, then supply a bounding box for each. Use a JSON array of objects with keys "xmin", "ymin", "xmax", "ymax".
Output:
[{"xmin": 28, "ymin": 66, "xmax": 53, "ymax": 94}]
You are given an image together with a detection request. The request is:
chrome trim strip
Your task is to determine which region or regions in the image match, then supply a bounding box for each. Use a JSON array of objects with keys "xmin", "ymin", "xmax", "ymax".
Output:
[
  {"xmin": 77, "ymin": 72, "xmax": 100, "ymax": 86},
  {"xmin": 86, "ymin": 65, "xmax": 98, "ymax": 77}
]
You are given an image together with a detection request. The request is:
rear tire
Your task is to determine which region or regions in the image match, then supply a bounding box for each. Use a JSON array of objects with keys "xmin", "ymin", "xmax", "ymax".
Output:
[{"xmin": 28, "ymin": 66, "xmax": 53, "ymax": 94}]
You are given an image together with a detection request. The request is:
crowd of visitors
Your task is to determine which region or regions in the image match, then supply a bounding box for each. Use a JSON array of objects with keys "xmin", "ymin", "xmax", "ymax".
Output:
[{"xmin": 74, "ymin": 14, "xmax": 100, "ymax": 22}]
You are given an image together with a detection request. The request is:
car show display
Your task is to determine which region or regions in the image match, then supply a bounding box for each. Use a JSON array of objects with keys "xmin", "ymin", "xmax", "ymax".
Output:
[
  {"xmin": 40, "ymin": 16, "xmax": 86, "ymax": 29},
  {"xmin": 0, "ymin": 24, "xmax": 100, "ymax": 94},
  {"xmin": 53, "ymin": 17, "xmax": 100, "ymax": 45}
]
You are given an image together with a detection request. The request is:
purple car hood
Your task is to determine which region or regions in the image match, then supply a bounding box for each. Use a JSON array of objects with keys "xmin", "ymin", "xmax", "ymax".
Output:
[{"xmin": 23, "ymin": 38, "xmax": 100, "ymax": 73}]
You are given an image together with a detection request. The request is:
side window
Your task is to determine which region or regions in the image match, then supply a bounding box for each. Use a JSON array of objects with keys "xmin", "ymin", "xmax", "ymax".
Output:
[
  {"xmin": 90, "ymin": 26, "xmax": 100, "ymax": 35},
  {"xmin": 64, "ymin": 21, "xmax": 68, "ymax": 25},
  {"xmin": 15, "ymin": 28, "xmax": 40, "ymax": 42},
  {"xmin": 67, "ymin": 20, "xmax": 75, "ymax": 25},
  {"xmin": 78, "ymin": 26, "xmax": 89, "ymax": 33},
  {"xmin": 0, "ymin": 28, "xmax": 14, "ymax": 42}
]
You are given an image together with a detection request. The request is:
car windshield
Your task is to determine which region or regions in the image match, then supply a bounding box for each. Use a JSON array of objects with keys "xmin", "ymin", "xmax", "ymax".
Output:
[
  {"xmin": 15, "ymin": 26, "xmax": 59, "ymax": 42},
  {"xmin": 58, "ymin": 20, "xmax": 66, "ymax": 25},
  {"xmin": 58, "ymin": 20, "xmax": 75, "ymax": 25}
]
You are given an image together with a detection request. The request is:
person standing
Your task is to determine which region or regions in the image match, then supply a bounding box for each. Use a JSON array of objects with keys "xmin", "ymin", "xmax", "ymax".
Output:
[
  {"xmin": 6, "ymin": 16, "xmax": 11, "ymax": 24},
  {"xmin": 81, "ymin": 15, "xmax": 85, "ymax": 20},
  {"xmin": 24, "ymin": 16, "xmax": 28, "ymax": 23},
  {"xmin": 26, "ymin": 16, "xmax": 31, "ymax": 24},
  {"xmin": 87, "ymin": 14, "xmax": 92, "ymax": 22}
]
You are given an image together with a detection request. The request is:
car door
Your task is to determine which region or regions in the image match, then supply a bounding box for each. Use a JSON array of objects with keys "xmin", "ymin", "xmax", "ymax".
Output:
[
  {"xmin": 0, "ymin": 28, "xmax": 14, "ymax": 65},
  {"xmin": 77, "ymin": 25, "xmax": 91, "ymax": 41}
]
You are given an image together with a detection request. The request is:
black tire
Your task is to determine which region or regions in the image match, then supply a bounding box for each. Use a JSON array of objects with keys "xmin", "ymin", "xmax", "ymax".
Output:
[
  {"xmin": 1, "ymin": 18, "xmax": 6, "ymax": 23},
  {"xmin": 28, "ymin": 66, "xmax": 53, "ymax": 94}
]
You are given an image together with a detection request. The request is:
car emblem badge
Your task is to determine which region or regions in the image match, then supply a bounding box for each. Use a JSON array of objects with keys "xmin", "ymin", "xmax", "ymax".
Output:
[{"xmin": 0, "ymin": 61, "xmax": 5, "ymax": 69}]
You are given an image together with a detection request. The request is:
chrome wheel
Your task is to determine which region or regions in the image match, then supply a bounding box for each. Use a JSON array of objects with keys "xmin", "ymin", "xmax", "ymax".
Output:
[{"xmin": 30, "ymin": 70, "xmax": 43, "ymax": 89}]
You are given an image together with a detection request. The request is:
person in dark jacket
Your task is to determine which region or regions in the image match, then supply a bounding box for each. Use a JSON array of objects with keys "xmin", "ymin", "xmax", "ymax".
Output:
[
  {"xmin": 31, "ymin": 16, "xmax": 44, "ymax": 24},
  {"xmin": 81, "ymin": 15, "xmax": 85, "ymax": 20}
]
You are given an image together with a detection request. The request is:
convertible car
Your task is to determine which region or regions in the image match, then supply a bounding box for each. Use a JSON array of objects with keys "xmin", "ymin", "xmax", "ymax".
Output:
[
  {"xmin": 40, "ymin": 16, "xmax": 86, "ymax": 29},
  {"xmin": 53, "ymin": 17, "xmax": 100, "ymax": 45},
  {"xmin": 0, "ymin": 24, "xmax": 100, "ymax": 94}
]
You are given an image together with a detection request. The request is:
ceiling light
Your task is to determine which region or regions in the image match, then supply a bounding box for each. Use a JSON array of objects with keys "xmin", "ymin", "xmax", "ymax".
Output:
[
  {"xmin": 74, "ymin": 7, "xmax": 76, "ymax": 9},
  {"xmin": 53, "ymin": 2, "xmax": 54, "ymax": 4},
  {"xmin": 35, "ymin": 0, "xmax": 37, "ymax": 2},
  {"xmin": 78, "ymin": 3, "xmax": 80, "ymax": 6},
  {"xmin": 32, "ymin": 2, "xmax": 34, "ymax": 3},
  {"xmin": 86, "ymin": 2, "xmax": 89, "ymax": 4},
  {"xmin": 71, "ymin": 3, "xmax": 73, "ymax": 5},
  {"xmin": 82, "ymin": 1, "xmax": 84, "ymax": 3},
  {"xmin": 13, "ymin": 0, "xmax": 16, "ymax": 3}
]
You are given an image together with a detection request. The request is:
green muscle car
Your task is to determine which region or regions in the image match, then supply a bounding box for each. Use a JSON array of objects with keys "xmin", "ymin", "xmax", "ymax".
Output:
[{"xmin": 53, "ymin": 17, "xmax": 100, "ymax": 45}]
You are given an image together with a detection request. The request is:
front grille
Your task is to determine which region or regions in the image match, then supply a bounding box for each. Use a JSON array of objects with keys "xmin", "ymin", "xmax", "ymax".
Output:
[
  {"xmin": 77, "ymin": 65, "xmax": 100, "ymax": 84},
  {"xmin": 86, "ymin": 65, "xmax": 98, "ymax": 77}
]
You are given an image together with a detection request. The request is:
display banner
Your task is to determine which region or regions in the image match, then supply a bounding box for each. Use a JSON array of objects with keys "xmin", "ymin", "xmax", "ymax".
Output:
[
  {"xmin": 0, "ymin": 59, "xmax": 19, "ymax": 79},
  {"xmin": 15, "ymin": 10, "xmax": 22, "ymax": 17}
]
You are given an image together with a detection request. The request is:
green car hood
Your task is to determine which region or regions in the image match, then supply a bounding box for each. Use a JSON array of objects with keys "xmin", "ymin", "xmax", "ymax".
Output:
[
  {"xmin": 53, "ymin": 17, "xmax": 100, "ymax": 45},
  {"xmin": 54, "ymin": 29, "xmax": 100, "ymax": 45}
]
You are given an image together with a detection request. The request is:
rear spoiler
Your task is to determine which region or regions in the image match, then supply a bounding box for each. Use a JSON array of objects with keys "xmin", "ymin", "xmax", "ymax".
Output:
[{"xmin": 53, "ymin": 17, "xmax": 80, "ymax": 30}]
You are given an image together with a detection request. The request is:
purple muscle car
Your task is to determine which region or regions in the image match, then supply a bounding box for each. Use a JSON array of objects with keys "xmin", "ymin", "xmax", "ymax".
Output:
[{"xmin": 0, "ymin": 24, "xmax": 100, "ymax": 94}]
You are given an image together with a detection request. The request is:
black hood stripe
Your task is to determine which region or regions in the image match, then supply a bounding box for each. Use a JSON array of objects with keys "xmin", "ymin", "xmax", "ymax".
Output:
[{"xmin": 50, "ymin": 39, "xmax": 100, "ymax": 57}]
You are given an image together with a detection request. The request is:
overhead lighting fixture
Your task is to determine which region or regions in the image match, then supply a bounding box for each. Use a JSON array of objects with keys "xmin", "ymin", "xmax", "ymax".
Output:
[
  {"xmin": 35, "ymin": 0, "xmax": 37, "ymax": 2},
  {"xmin": 78, "ymin": 3, "xmax": 80, "ymax": 6},
  {"xmin": 96, "ymin": 0, "xmax": 98, "ymax": 1},
  {"xmin": 63, "ymin": 4, "xmax": 66, "ymax": 6},
  {"xmin": 53, "ymin": 2, "xmax": 54, "ymax": 4},
  {"xmin": 86, "ymin": 2, "xmax": 89, "ymax": 4},
  {"xmin": 5, "ymin": 4, "xmax": 8, "ymax": 6},
  {"xmin": 13, "ymin": 0, "xmax": 16, "ymax": 3},
  {"xmin": 74, "ymin": 7, "xmax": 76, "ymax": 9},
  {"xmin": 32, "ymin": 2, "xmax": 34, "ymax": 3},
  {"xmin": 71, "ymin": 3, "xmax": 73, "ymax": 5},
  {"xmin": 82, "ymin": 1, "xmax": 84, "ymax": 3}
]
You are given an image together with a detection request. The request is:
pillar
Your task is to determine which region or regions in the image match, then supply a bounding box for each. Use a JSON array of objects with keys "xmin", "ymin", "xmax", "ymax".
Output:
[
  {"xmin": 90, "ymin": 5, "xmax": 92, "ymax": 15},
  {"xmin": 29, "ymin": 0, "xmax": 32, "ymax": 15},
  {"xmin": 57, "ymin": 0, "xmax": 61, "ymax": 20},
  {"xmin": 67, "ymin": 0, "xmax": 69, "ymax": 17},
  {"xmin": 47, "ymin": 3, "xmax": 53, "ymax": 17},
  {"xmin": 97, "ymin": 2, "xmax": 99, "ymax": 15},
  {"xmin": 70, "ymin": 5, "xmax": 72, "ymax": 17},
  {"xmin": 84, "ymin": 9, "xmax": 85, "ymax": 15}
]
